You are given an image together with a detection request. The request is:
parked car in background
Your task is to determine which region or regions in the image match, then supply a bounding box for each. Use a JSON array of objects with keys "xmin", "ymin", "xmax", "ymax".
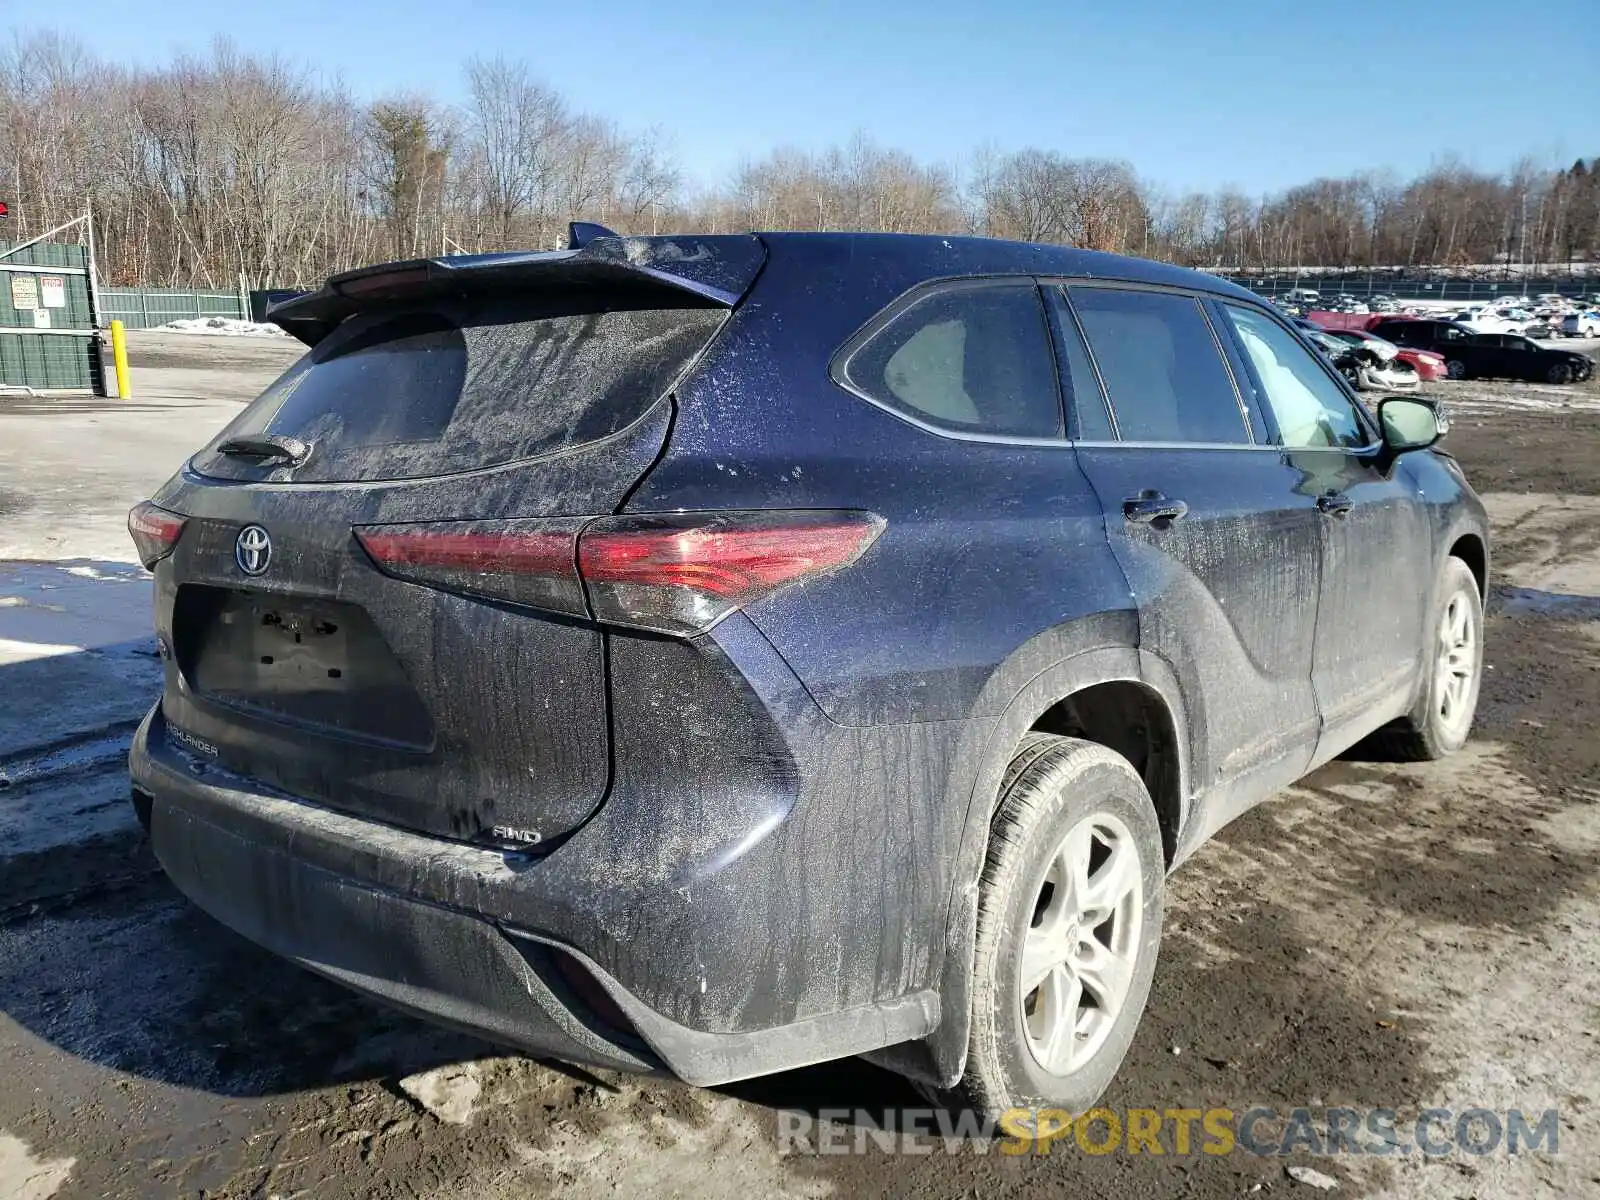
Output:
[
  {"xmin": 1522, "ymin": 318, "xmax": 1561, "ymax": 340},
  {"xmin": 1562, "ymin": 311, "xmax": 1600, "ymax": 338},
  {"xmin": 1307, "ymin": 328, "xmax": 1419, "ymax": 391},
  {"xmin": 1376, "ymin": 317, "xmax": 1593, "ymax": 383},
  {"xmin": 1325, "ymin": 328, "xmax": 1399, "ymax": 360},
  {"xmin": 1372, "ymin": 318, "xmax": 1496, "ymax": 379},
  {"xmin": 1450, "ymin": 309, "xmax": 1523, "ymax": 335},
  {"xmin": 1325, "ymin": 327, "xmax": 1444, "ymax": 379},
  {"xmin": 1371, "ymin": 298, "xmax": 1399, "ymax": 314},
  {"xmin": 124, "ymin": 229, "xmax": 1490, "ymax": 1121},
  {"xmin": 1466, "ymin": 333, "xmax": 1594, "ymax": 383},
  {"xmin": 1395, "ymin": 347, "xmax": 1449, "ymax": 381}
]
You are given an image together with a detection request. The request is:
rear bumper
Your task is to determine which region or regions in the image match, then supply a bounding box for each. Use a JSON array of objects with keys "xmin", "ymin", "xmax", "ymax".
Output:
[{"xmin": 130, "ymin": 702, "xmax": 938, "ymax": 1085}]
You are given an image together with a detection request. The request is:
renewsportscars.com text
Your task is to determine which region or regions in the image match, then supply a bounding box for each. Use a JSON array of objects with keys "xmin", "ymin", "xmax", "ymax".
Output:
[{"xmin": 778, "ymin": 1106, "xmax": 1560, "ymax": 1157}]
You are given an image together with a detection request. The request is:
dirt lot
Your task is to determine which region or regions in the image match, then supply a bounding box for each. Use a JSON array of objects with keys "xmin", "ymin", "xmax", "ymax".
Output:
[{"xmin": 1, "ymin": 332, "xmax": 1598, "ymax": 1199}]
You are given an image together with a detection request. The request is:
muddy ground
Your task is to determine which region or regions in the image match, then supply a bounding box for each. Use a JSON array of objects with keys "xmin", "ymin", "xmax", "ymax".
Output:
[{"xmin": 1, "ymin": 333, "xmax": 1599, "ymax": 1198}]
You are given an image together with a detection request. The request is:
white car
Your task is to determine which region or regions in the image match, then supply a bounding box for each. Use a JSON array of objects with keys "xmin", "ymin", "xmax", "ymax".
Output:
[
  {"xmin": 1563, "ymin": 311, "xmax": 1600, "ymax": 338},
  {"xmin": 1452, "ymin": 310, "xmax": 1524, "ymax": 335}
]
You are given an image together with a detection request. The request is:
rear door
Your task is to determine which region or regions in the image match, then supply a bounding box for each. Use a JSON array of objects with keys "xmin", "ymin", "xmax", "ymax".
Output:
[
  {"xmin": 1049, "ymin": 284, "xmax": 1323, "ymax": 831},
  {"xmin": 1496, "ymin": 334, "xmax": 1545, "ymax": 380},
  {"xmin": 1213, "ymin": 300, "xmax": 1433, "ymax": 762},
  {"xmin": 151, "ymin": 239, "xmax": 761, "ymax": 848}
]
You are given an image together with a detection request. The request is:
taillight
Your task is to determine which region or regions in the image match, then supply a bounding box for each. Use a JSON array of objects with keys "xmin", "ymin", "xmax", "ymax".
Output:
[
  {"xmin": 578, "ymin": 511, "xmax": 885, "ymax": 634},
  {"xmin": 128, "ymin": 501, "xmax": 187, "ymax": 568},
  {"xmin": 354, "ymin": 510, "xmax": 884, "ymax": 635},
  {"xmin": 354, "ymin": 519, "xmax": 588, "ymax": 616}
]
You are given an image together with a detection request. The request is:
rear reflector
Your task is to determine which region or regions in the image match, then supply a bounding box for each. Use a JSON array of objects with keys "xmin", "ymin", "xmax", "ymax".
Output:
[
  {"xmin": 128, "ymin": 501, "xmax": 187, "ymax": 569},
  {"xmin": 354, "ymin": 510, "xmax": 884, "ymax": 635},
  {"xmin": 579, "ymin": 511, "xmax": 885, "ymax": 634}
]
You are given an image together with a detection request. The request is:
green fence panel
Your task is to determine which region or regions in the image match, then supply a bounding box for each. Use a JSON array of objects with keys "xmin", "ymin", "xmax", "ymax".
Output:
[
  {"xmin": 0, "ymin": 239, "xmax": 98, "ymax": 391},
  {"xmin": 100, "ymin": 287, "xmax": 245, "ymax": 330}
]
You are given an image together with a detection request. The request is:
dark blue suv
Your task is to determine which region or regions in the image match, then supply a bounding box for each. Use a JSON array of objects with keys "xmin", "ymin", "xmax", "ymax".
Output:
[{"xmin": 128, "ymin": 231, "xmax": 1488, "ymax": 1117}]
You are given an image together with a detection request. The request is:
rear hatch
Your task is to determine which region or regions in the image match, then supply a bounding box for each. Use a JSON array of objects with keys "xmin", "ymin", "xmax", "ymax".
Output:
[{"xmin": 151, "ymin": 236, "xmax": 764, "ymax": 848}]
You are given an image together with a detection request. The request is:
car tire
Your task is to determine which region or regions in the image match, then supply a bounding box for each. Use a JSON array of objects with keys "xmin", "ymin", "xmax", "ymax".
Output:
[
  {"xmin": 1548, "ymin": 363, "xmax": 1573, "ymax": 385},
  {"xmin": 1366, "ymin": 557, "xmax": 1483, "ymax": 761},
  {"xmin": 944, "ymin": 734, "xmax": 1164, "ymax": 1122},
  {"xmin": 1445, "ymin": 359, "xmax": 1467, "ymax": 380}
]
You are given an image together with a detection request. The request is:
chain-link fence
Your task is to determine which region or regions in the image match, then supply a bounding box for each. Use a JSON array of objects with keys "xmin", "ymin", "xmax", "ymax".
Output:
[{"xmin": 1225, "ymin": 274, "xmax": 1600, "ymax": 306}]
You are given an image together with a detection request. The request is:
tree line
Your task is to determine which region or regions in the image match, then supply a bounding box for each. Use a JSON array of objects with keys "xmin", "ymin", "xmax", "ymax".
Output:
[{"xmin": 4, "ymin": 30, "xmax": 1597, "ymax": 289}]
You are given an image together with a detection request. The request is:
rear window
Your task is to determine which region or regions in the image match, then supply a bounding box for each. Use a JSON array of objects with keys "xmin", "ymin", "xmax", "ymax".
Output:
[
  {"xmin": 195, "ymin": 298, "xmax": 725, "ymax": 482},
  {"xmin": 837, "ymin": 283, "xmax": 1062, "ymax": 438}
]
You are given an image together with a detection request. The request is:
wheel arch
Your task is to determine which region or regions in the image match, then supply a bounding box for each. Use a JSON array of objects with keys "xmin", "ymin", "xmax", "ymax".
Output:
[
  {"xmin": 1448, "ymin": 530, "xmax": 1488, "ymax": 601},
  {"xmin": 865, "ymin": 625, "xmax": 1197, "ymax": 1090}
]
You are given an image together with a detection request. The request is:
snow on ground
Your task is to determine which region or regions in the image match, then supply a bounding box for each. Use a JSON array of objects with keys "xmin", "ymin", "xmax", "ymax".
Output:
[
  {"xmin": 154, "ymin": 317, "xmax": 288, "ymax": 338},
  {"xmin": 0, "ymin": 561, "xmax": 154, "ymax": 667},
  {"xmin": 1442, "ymin": 383, "xmax": 1600, "ymax": 414}
]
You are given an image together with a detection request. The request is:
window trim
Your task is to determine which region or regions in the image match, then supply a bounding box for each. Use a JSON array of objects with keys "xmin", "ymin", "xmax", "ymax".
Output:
[
  {"xmin": 1212, "ymin": 298, "xmax": 1383, "ymax": 453},
  {"xmin": 1048, "ymin": 278, "xmax": 1261, "ymax": 448},
  {"xmin": 828, "ymin": 275, "xmax": 1070, "ymax": 447},
  {"xmin": 1041, "ymin": 284, "xmax": 1118, "ymax": 440}
]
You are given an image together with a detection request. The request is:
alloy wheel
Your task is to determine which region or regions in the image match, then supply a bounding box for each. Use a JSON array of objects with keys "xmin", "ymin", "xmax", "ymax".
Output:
[
  {"xmin": 1018, "ymin": 812, "xmax": 1144, "ymax": 1076},
  {"xmin": 1436, "ymin": 587, "xmax": 1479, "ymax": 740}
]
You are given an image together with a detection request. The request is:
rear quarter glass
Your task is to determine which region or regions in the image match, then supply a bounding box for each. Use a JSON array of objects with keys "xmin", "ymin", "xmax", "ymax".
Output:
[{"xmin": 194, "ymin": 298, "xmax": 726, "ymax": 483}]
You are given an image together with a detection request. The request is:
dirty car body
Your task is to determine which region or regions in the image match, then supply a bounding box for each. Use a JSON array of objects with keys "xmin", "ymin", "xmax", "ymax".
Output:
[{"xmin": 128, "ymin": 232, "xmax": 1490, "ymax": 1093}]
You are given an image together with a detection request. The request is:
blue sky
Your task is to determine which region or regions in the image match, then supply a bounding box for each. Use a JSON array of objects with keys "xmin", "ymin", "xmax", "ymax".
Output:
[{"xmin": 24, "ymin": 0, "xmax": 1598, "ymax": 195}]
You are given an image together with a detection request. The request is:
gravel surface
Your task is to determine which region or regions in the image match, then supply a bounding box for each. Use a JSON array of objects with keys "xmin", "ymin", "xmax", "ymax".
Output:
[{"xmin": 1, "ymin": 334, "xmax": 1597, "ymax": 1198}]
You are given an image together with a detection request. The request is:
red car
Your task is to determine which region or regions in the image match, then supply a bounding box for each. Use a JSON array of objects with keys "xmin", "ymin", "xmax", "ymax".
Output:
[
  {"xmin": 1313, "ymin": 316, "xmax": 1449, "ymax": 382},
  {"xmin": 1396, "ymin": 347, "xmax": 1448, "ymax": 381}
]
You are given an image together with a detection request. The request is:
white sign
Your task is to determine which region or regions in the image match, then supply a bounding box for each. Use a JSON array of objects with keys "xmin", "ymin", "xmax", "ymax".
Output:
[
  {"xmin": 39, "ymin": 275, "xmax": 65, "ymax": 308},
  {"xmin": 10, "ymin": 274, "xmax": 38, "ymax": 310},
  {"xmin": 31, "ymin": 308, "xmax": 50, "ymax": 329}
]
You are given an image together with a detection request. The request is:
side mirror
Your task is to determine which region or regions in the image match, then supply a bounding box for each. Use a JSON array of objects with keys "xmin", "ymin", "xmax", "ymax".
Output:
[{"xmin": 1378, "ymin": 397, "xmax": 1447, "ymax": 454}]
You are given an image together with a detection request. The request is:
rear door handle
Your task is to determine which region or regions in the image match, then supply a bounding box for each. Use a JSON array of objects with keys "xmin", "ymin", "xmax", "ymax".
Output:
[
  {"xmin": 1122, "ymin": 493, "xmax": 1189, "ymax": 526},
  {"xmin": 1316, "ymin": 492, "xmax": 1354, "ymax": 518}
]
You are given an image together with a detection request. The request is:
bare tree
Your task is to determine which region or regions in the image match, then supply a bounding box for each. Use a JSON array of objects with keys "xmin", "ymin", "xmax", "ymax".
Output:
[{"xmin": 2, "ymin": 26, "xmax": 1595, "ymax": 290}]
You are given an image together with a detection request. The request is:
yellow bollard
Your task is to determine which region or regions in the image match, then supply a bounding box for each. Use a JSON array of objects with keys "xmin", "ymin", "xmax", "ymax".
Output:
[{"xmin": 110, "ymin": 319, "xmax": 131, "ymax": 399}]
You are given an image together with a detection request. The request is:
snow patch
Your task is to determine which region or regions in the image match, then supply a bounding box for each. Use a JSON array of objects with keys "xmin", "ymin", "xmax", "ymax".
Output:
[
  {"xmin": 154, "ymin": 317, "xmax": 288, "ymax": 338},
  {"xmin": 0, "ymin": 1133, "xmax": 75, "ymax": 1200}
]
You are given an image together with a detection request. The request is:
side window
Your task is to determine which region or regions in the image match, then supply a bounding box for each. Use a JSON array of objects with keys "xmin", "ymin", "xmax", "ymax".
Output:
[
  {"xmin": 1043, "ymin": 287, "xmax": 1114, "ymax": 440},
  {"xmin": 1220, "ymin": 304, "xmax": 1371, "ymax": 450},
  {"xmin": 840, "ymin": 284, "xmax": 1063, "ymax": 438},
  {"xmin": 1438, "ymin": 324, "xmax": 1467, "ymax": 343},
  {"xmin": 1068, "ymin": 287, "xmax": 1249, "ymax": 444}
]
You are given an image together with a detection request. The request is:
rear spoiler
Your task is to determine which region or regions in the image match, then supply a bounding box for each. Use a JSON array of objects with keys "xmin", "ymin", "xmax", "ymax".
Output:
[{"xmin": 268, "ymin": 233, "xmax": 767, "ymax": 347}]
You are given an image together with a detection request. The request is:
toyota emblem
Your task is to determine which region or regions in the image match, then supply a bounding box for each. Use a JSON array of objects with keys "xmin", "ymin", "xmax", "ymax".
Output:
[{"xmin": 235, "ymin": 525, "xmax": 272, "ymax": 576}]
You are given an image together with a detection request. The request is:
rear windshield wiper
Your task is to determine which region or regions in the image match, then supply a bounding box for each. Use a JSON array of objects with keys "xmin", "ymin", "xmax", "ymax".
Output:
[{"xmin": 214, "ymin": 434, "xmax": 312, "ymax": 466}]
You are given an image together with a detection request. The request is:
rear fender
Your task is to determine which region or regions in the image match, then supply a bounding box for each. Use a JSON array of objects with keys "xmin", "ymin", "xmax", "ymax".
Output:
[{"xmin": 865, "ymin": 618, "xmax": 1194, "ymax": 1088}]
